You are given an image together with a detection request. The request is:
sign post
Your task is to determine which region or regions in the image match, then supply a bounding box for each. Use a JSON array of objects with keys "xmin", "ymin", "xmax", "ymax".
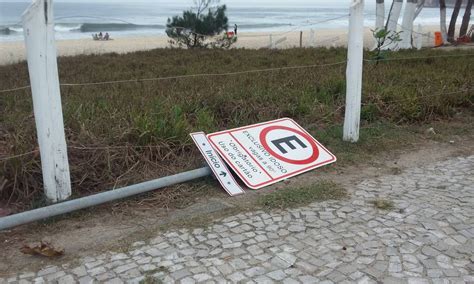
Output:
[
  {"xmin": 191, "ymin": 132, "xmax": 244, "ymax": 196},
  {"xmin": 207, "ymin": 118, "xmax": 336, "ymax": 189},
  {"xmin": 22, "ymin": 0, "xmax": 72, "ymax": 202}
]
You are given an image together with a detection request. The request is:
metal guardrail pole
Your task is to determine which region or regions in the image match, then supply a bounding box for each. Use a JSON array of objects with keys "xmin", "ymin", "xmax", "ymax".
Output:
[{"xmin": 0, "ymin": 167, "xmax": 212, "ymax": 231}]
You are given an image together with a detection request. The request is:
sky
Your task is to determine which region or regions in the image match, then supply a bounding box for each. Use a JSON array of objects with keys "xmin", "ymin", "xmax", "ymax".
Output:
[
  {"xmin": 1, "ymin": 0, "xmax": 351, "ymax": 3},
  {"xmin": 0, "ymin": 0, "xmax": 376, "ymax": 9}
]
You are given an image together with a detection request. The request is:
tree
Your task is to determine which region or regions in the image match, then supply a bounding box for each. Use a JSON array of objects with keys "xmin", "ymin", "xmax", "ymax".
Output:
[
  {"xmin": 165, "ymin": 0, "xmax": 236, "ymax": 48},
  {"xmin": 414, "ymin": 0, "xmax": 426, "ymax": 19},
  {"xmin": 459, "ymin": 0, "xmax": 473, "ymax": 37},
  {"xmin": 399, "ymin": 0, "xmax": 418, "ymax": 49},
  {"xmin": 447, "ymin": 0, "xmax": 463, "ymax": 43},
  {"xmin": 373, "ymin": 0, "xmax": 385, "ymax": 49},
  {"xmin": 371, "ymin": 28, "xmax": 402, "ymax": 62},
  {"xmin": 375, "ymin": 0, "xmax": 385, "ymax": 31},
  {"xmin": 383, "ymin": 0, "xmax": 403, "ymax": 50}
]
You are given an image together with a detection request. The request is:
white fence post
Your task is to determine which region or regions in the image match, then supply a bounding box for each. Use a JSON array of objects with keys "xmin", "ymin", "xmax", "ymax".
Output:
[
  {"xmin": 309, "ymin": 29, "xmax": 316, "ymax": 47},
  {"xmin": 22, "ymin": 0, "xmax": 72, "ymax": 202},
  {"xmin": 343, "ymin": 0, "xmax": 364, "ymax": 143},
  {"xmin": 414, "ymin": 24, "xmax": 423, "ymax": 50}
]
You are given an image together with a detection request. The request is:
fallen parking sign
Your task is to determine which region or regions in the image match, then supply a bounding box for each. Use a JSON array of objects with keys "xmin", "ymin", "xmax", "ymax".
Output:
[
  {"xmin": 190, "ymin": 132, "xmax": 245, "ymax": 196},
  {"xmin": 207, "ymin": 118, "xmax": 336, "ymax": 189}
]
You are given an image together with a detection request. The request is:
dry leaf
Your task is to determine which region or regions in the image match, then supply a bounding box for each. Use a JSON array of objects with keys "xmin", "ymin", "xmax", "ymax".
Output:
[
  {"xmin": 20, "ymin": 241, "xmax": 64, "ymax": 257},
  {"xmin": 0, "ymin": 207, "xmax": 11, "ymax": 217}
]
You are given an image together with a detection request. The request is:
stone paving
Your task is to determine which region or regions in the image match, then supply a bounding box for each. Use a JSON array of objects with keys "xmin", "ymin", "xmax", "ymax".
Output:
[{"xmin": 2, "ymin": 155, "xmax": 474, "ymax": 284}]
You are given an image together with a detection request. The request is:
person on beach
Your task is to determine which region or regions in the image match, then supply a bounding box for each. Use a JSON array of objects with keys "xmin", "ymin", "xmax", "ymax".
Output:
[
  {"xmin": 104, "ymin": 32, "xmax": 110, "ymax": 40},
  {"xmin": 98, "ymin": 32, "xmax": 103, "ymax": 40},
  {"xmin": 234, "ymin": 24, "xmax": 238, "ymax": 35}
]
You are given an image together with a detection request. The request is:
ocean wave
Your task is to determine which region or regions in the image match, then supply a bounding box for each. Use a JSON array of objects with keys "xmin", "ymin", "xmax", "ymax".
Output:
[
  {"xmin": 0, "ymin": 23, "xmax": 165, "ymax": 36},
  {"xmin": 0, "ymin": 27, "xmax": 20, "ymax": 35},
  {"xmin": 238, "ymin": 23, "xmax": 293, "ymax": 29},
  {"xmin": 56, "ymin": 24, "xmax": 82, "ymax": 32},
  {"xmin": 77, "ymin": 23, "xmax": 165, "ymax": 32}
]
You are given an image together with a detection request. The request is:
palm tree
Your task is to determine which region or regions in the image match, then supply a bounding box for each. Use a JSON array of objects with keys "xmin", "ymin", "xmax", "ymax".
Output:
[
  {"xmin": 447, "ymin": 0, "xmax": 463, "ymax": 43},
  {"xmin": 400, "ymin": 0, "xmax": 418, "ymax": 49},
  {"xmin": 375, "ymin": 0, "xmax": 385, "ymax": 30},
  {"xmin": 459, "ymin": 0, "xmax": 473, "ymax": 37},
  {"xmin": 384, "ymin": 0, "xmax": 403, "ymax": 50}
]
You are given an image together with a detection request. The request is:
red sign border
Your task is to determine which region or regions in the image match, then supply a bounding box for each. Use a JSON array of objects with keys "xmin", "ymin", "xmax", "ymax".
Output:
[
  {"xmin": 259, "ymin": 125, "xmax": 320, "ymax": 165},
  {"xmin": 207, "ymin": 118, "xmax": 337, "ymax": 189}
]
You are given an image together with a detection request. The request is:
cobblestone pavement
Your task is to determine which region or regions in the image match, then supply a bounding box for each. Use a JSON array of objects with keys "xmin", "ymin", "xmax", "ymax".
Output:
[{"xmin": 2, "ymin": 156, "xmax": 474, "ymax": 284}]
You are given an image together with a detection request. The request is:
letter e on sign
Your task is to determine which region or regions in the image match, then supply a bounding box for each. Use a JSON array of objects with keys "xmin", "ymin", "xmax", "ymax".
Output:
[{"xmin": 207, "ymin": 118, "xmax": 336, "ymax": 189}]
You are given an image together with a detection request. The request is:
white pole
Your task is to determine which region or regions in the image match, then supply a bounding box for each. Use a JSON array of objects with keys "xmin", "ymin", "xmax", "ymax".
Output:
[
  {"xmin": 373, "ymin": 0, "xmax": 385, "ymax": 50},
  {"xmin": 343, "ymin": 0, "xmax": 364, "ymax": 143},
  {"xmin": 440, "ymin": 1, "xmax": 448, "ymax": 42},
  {"xmin": 386, "ymin": 0, "xmax": 403, "ymax": 32},
  {"xmin": 384, "ymin": 0, "xmax": 403, "ymax": 50},
  {"xmin": 269, "ymin": 34, "xmax": 274, "ymax": 49},
  {"xmin": 399, "ymin": 0, "xmax": 417, "ymax": 49},
  {"xmin": 22, "ymin": 0, "xmax": 72, "ymax": 202},
  {"xmin": 415, "ymin": 24, "xmax": 423, "ymax": 50},
  {"xmin": 375, "ymin": 0, "xmax": 385, "ymax": 30},
  {"xmin": 309, "ymin": 29, "xmax": 316, "ymax": 47}
]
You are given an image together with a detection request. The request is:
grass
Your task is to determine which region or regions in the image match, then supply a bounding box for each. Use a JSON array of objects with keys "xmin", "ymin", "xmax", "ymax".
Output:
[
  {"xmin": 0, "ymin": 47, "xmax": 473, "ymax": 207},
  {"xmin": 257, "ymin": 181, "xmax": 347, "ymax": 210},
  {"xmin": 370, "ymin": 199, "xmax": 395, "ymax": 210},
  {"xmin": 139, "ymin": 275, "xmax": 163, "ymax": 284}
]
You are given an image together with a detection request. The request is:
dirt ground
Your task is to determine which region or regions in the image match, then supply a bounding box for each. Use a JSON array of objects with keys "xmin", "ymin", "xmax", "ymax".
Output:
[{"xmin": 1, "ymin": 120, "xmax": 473, "ymax": 276}]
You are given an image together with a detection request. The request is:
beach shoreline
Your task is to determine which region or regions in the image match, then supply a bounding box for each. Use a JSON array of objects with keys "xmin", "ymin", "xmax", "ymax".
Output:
[{"xmin": 0, "ymin": 26, "xmax": 439, "ymax": 66}]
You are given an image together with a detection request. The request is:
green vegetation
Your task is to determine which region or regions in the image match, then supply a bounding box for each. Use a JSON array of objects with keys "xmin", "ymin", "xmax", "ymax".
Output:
[
  {"xmin": 0, "ymin": 48, "xmax": 473, "ymax": 207},
  {"xmin": 166, "ymin": 0, "xmax": 235, "ymax": 48},
  {"xmin": 370, "ymin": 199, "xmax": 395, "ymax": 210},
  {"xmin": 257, "ymin": 181, "xmax": 347, "ymax": 210},
  {"xmin": 139, "ymin": 275, "xmax": 163, "ymax": 284},
  {"xmin": 371, "ymin": 28, "xmax": 402, "ymax": 62}
]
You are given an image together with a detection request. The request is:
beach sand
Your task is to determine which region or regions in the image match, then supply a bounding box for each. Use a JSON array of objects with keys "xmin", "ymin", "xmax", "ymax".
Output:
[{"xmin": 0, "ymin": 26, "xmax": 439, "ymax": 66}]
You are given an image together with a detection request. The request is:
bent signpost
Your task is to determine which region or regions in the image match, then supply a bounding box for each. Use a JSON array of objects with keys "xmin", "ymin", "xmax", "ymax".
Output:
[
  {"xmin": 207, "ymin": 118, "xmax": 336, "ymax": 189},
  {"xmin": 191, "ymin": 132, "xmax": 245, "ymax": 196}
]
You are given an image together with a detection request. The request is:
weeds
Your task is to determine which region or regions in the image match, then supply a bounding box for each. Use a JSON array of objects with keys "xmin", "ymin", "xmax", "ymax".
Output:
[
  {"xmin": 370, "ymin": 199, "xmax": 395, "ymax": 210},
  {"xmin": 370, "ymin": 28, "xmax": 402, "ymax": 62},
  {"xmin": 139, "ymin": 275, "xmax": 163, "ymax": 284},
  {"xmin": 0, "ymin": 48, "xmax": 473, "ymax": 206},
  {"xmin": 257, "ymin": 181, "xmax": 347, "ymax": 210}
]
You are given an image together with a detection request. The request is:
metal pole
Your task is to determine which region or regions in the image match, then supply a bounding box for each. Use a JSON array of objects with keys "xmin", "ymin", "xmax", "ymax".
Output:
[
  {"xmin": 0, "ymin": 167, "xmax": 212, "ymax": 231},
  {"xmin": 300, "ymin": 31, "xmax": 303, "ymax": 48}
]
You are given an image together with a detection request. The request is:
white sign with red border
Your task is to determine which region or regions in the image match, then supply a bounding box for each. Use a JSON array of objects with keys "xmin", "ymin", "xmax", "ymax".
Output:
[
  {"xmin": 207, "ymin": 118, "xmax": 336, "ymax": 189},
  {"xmin": 190, "ymin": 132, "xmax": 245, "ymax": 196}
]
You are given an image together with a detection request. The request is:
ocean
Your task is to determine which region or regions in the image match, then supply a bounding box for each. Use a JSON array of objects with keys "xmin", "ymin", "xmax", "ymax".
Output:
[{"xmin": 0, "ymin": 1, "xmax": 469, "ymax": 42}]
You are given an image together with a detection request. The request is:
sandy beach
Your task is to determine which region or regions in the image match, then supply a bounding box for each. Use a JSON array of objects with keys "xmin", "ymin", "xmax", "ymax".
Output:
[{"xmin": 0, "ymin": 26, "xmax": 439, "ymax": 66}]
